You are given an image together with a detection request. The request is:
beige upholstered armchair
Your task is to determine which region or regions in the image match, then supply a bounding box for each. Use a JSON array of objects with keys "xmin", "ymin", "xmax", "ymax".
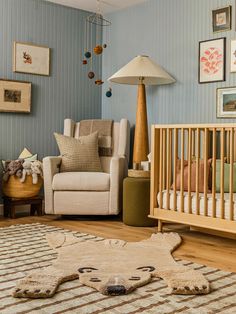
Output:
[{"xmin": 43, "ymin": 118, "xmax": 130, "ymax": 215}]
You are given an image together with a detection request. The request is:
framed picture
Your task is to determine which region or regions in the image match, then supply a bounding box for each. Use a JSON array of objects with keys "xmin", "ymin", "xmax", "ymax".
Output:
[
  {"xmin": 13, "ymin": 41, "xmax": 50, "ymax": 76},
  {"xmin": 0, "ymin": 79, "xmax": 31, "ymax": 113},
  {"xmin": 230, "ymin": 40, "xmax": 236, "ymax": 73},
  {"xmin": 199, "ymin": 38, "xmax": 226, "ymax": 84},
  {"xmin": 212, "ymin": 6, "xmax": 231, "ymax": 33},
  {"xmin": 217, "ymin": 87, "xmax": 236, "ymax": 118}
]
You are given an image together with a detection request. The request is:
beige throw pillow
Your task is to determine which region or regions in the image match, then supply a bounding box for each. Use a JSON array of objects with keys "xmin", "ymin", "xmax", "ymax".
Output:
[{"xmin": 54, "ymin": 132, "xmax": 102, "ymax": 172}]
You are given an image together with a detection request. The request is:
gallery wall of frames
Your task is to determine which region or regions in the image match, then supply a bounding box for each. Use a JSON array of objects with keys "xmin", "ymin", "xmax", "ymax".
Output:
[{"xmin": 199, "ymin": 5, "xmax": 236, "ymax": 118}]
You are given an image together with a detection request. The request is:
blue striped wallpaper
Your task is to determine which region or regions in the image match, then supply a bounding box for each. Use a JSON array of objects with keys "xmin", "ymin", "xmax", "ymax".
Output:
[
  {"xmin": 102, "ymin": 0, "xmax": 236, "ymax": 129},
  {"xmin": 0, "ymin": 0, "xmax": 101, "ymax": 161}
]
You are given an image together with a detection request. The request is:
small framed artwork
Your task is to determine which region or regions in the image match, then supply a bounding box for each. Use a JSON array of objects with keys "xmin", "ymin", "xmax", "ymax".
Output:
[
  {"xmin": 0, "ymin": 79, "xmax": 31, "ymax": 113},
  {"xmin": 13, "ymin": 41, "xmax": 50, "ymax": 76},
  {"xmin": 212, "ymin": 6, "xmax": 231, "ymax": 33},
  {"xmin": 230, "ymin": 40, "xmax": 236, "ymax": 73},
  {"xmin": 199, "ymin": 38, "xmax": 226, "ymax": 84},
  {"xmin": 217, "ymin": 87, "xmax": 236, "ymax": 118}
]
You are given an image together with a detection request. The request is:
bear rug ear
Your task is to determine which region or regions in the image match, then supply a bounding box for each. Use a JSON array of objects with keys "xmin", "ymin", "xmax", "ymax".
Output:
[
  {"xmin": 46, "ymin": 233, "xmax": 66, "ymax": 249},
  {"xmin": 46, "ymin": 233, "xmax": 80, "ymax": 249}
]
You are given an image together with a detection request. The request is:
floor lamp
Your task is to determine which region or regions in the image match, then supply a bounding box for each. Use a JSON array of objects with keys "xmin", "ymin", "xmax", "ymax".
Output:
[{"xmin": 108, "ymin": 55, "xmax": 175, "ymax": 168}]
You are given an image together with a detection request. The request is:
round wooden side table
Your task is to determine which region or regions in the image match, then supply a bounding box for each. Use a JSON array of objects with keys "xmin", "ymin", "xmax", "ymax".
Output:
[{"xmin": 123, "ymin": 177, "xmax": 156, "ymax": 227}]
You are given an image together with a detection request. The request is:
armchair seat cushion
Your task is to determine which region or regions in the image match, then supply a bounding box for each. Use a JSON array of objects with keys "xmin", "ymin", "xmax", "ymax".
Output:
[{"xmin": 52, "ymin": 172, "xmax": 110, "ymax": 191}]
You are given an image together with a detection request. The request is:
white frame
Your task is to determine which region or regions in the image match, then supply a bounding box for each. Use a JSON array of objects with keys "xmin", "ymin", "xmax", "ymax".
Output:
[
  {"xmin": 13, "ymin": 41, "xmax": 50, "ymax": 76},
  {"xmin": 217, "ymin": 87, "xmax": 236, "ymax": 118}
]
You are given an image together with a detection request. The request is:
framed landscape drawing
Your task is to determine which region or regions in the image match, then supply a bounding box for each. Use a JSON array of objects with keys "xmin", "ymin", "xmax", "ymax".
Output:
[
  {"xmin": 13, "ymin": 42, "xmax": 50, "ymax": 76},
  {"xmin": 230, "ymin": 40, "xmax": 236, "ymax": 73},
  {"xmin": 199, "ymin": 38, "xmax": 226, "ymax": 84},
  {"xmin": 0, "ymin": 79, "xmax": 31, "ymax": 113},
  {"xmin": 217, "ymin": 87, "xmax": 236, "ymax": 118},
  {"xmin": 212, "ymin": 6, "xmax": 231, "ymax": 33}
]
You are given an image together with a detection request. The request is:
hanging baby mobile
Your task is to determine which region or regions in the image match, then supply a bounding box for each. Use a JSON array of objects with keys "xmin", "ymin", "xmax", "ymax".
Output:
[{"xmin": 83, "ymin": 0, "xmax": 112, "ymax": 97}]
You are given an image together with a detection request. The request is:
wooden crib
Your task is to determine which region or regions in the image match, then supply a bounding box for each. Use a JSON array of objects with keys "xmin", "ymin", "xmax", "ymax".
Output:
[{"xmin": 149, "ymin": 124, "xmax": 236, "ymax": 235}]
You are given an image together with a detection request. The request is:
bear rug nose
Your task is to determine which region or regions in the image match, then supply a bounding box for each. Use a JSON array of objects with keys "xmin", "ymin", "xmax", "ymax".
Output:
[{"xmin": 106, "ymin": 285, "xmax": 126, "ymax": 295}]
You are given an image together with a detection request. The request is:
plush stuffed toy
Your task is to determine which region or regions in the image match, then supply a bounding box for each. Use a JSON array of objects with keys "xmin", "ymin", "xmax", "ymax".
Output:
[
  {"xmin": 31, "ymin": 160, "xmax": 43, "ymax": 184},
  {"xmin": 20, "ymin": 160, "xmax": 32, "ymax": 183},
  {"xmin": 13, "ymin": 232, "xmax": 210, "ymax": 299},
  {"xmin": 3, "ymin": 159, "xmax": 24, "ymax": 181}
]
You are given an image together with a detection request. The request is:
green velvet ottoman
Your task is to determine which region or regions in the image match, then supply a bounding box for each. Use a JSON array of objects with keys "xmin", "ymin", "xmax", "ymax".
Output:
[{"xmin": 123, "ymin": 177, "xmax": 157, "ymax": 227}]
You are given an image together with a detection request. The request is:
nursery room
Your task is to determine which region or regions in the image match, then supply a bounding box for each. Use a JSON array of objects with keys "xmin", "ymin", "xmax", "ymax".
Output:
[{"xmin": 0, "ymin": 0, "xmax": 236, "ymax": 313}]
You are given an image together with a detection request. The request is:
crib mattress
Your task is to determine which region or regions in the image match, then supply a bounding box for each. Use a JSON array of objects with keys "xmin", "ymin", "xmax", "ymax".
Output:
[{"xmin": 157, "ymin": 190, "xmax": 236, "ymax": 221}]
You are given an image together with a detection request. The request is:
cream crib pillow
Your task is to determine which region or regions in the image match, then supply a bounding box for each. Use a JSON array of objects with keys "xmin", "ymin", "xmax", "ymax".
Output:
[{"xmin": 54, "ymin": 132, "xmax": 102, "ymax": 173}]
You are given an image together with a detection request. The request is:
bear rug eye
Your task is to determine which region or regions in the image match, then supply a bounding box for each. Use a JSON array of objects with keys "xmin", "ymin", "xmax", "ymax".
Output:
[{"xmin": 78, "ymin": 267, "xmax": 98, "ymax": 273}]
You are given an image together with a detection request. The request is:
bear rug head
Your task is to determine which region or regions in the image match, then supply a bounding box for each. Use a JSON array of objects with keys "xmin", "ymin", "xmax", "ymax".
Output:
[{"xmin": 13, "ymin": 232, "xmax": 210, "ymax": 298}]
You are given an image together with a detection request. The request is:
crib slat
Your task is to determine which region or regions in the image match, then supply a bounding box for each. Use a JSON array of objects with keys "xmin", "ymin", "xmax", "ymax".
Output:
[
  {"xmin": 173, "ymin": 128, "xmax": 178, "ymax": 211},
  {"xmin": 220, "ymin": 128, "xmax": 225, "ymax": 219},
  {"xmin": 180, "ymin": 128, "xmax": 185, "ymax": 212},
  {"xmin": 212, "ymin": 128, "xmax": 216, "ymax": 218},
  {"xmin": 229, "ymin": 128, "xmax": 234, "ymax": 220},
  {"xmin": 192, "ymin": 130, "xmax": 195, "ymax": 157},
  {"xmin": 203, "ymin": 128, "xmax": 209, "ymax": 217},
  {"xmin": 226, "ymin": 131, "xmax": 230, "ymax": 163},
  {"xmin": 166, "ymin": 129, "xmax": 171, "ymax": 210},
  {"xmin": 163, "ymin": 129, "xmax": 166, "ymax": 190},
  {"xmin": 188, "ymin": 128, "xmax": 192, "ymax": 214},
  {"xmin": 196, "ymin": 128, "xmax": 200, "ymax": 215},
  {"xmin": 159, "ymin": 129, "xmax": 163, "ymax": 209}
]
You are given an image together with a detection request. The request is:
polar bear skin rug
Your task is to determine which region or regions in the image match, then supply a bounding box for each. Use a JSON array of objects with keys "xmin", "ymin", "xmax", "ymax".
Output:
[{"xmin": 13, "ymin": 232, "xmax": 210, "ymax": 298}]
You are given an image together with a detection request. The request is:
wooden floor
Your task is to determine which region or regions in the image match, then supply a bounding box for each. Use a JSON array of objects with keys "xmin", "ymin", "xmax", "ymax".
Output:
[{"xmin": 0, "ymin": 214, "xmax": 236, "ymax": 273}]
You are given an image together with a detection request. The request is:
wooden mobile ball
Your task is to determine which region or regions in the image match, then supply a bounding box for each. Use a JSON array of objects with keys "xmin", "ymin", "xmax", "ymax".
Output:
[
  {"xmin": 84, "ymin": 51, "xmax": 91, "ymax": 59},
  {"xmin": 106, "ymin": 88, "xmax": 112, "ymax": 97},
  {"xmin": 93, "ymin": 45, "xmax": 103, "ymax": 55},
  {"xmin": 88, "ymin": 71, "xmax": 95, "ymax": 79},
  {"xmin": 103, "ymin": 44, "xmax": 107, "ymax": 48},
  {"xmin": 95, "ymin": 79, "xmax": 104, "ymax": 85}
]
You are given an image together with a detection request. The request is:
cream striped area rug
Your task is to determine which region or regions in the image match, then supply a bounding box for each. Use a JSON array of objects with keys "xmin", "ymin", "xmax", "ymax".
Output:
[{"xmin": 0, "ymin": 223, "xmax": 235, "ymax": 314}]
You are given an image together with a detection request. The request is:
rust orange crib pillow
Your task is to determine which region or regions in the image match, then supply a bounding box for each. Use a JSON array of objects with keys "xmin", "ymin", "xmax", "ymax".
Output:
[{"xmin": 172, "ymin": 159, "xmax": 211, "ymax": 193}]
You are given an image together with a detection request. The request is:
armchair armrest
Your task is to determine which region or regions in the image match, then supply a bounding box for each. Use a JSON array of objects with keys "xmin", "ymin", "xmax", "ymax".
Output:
[
  {"xmin": 43, "ymin": 156, "xmax": 62, "ymax": 214},
  {"xmin": 109, "ymin": 156, "xmax": 128, "ymax": 214}
]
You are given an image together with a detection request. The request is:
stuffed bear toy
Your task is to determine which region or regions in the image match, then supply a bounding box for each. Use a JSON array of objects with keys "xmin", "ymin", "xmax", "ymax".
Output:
[
  {"xmin": 3, "ymin": 159, "xmax": 24, "ymax": 182},
  {"xmin": 31, "ymin": 160, "xmax": 43, "ymax": 184},
  {"xmin": 20, "ymin": 160, "xmax": 32, "ymax": 183}
]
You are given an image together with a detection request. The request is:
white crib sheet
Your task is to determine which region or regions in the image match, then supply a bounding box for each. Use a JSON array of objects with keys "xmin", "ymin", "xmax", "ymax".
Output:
[{"xmin": 157, "ymin": 190, "xmax": 236, "ymax": 220}]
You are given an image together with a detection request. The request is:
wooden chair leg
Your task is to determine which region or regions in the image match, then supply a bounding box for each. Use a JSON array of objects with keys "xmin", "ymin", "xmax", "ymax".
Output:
[
  {"xmin": 158, "ymin": 220, "xmax": 163, "ymax": 233},
  {"xmin": 30, "ymin": 204, "xmax": 36, "ymax": 216},
  {"xmin": 36, "ymin": 202, "xmax": 43, "ymax": 216},
  {"xmin": 3, "ymin": 204, "xmax": 9, "ymax": 218},
  {"xmin": 10, "ymin": 206, "xmax": 16, "ymax": 219}
]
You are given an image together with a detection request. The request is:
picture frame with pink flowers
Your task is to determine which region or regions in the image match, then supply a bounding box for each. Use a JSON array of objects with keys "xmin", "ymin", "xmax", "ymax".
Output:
[{"xmin": 198, "ymin": 38, "xmax": 226, "ymax": 84}]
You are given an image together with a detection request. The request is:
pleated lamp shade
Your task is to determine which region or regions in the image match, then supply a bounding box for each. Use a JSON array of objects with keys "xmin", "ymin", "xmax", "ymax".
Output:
[{"xmin": 108, "ymin": 55, "xmax": 175, "ymax": 85}]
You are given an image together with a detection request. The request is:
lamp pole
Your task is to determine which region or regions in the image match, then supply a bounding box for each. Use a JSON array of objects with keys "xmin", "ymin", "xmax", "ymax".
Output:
[{"xmin": 133, "ymin": 77, "xmax": 149, "ymax": 168}]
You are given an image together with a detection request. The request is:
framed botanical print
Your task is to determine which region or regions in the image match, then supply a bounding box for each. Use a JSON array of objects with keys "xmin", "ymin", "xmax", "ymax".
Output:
[
  {"xmin": 0, "ymin": 79, "xmax": 31, "ymax": 113},
  {"xmin": 13, "ymin": 42, "xmax": 50, "ymax": 76},
  {"xmin": 212, "ymin": 6, "xmax": 231, "ymax": 33},
  {"xmin": 230, "ymin": 40, "xmax": 236, "ymax": 73},
  {"xmin": 199, "ymin": 38, "xmax": 226, "ymax": 84},
  {"xmin": 217, "ymin": 87, "xmax": 236, "ymax": 118}
]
